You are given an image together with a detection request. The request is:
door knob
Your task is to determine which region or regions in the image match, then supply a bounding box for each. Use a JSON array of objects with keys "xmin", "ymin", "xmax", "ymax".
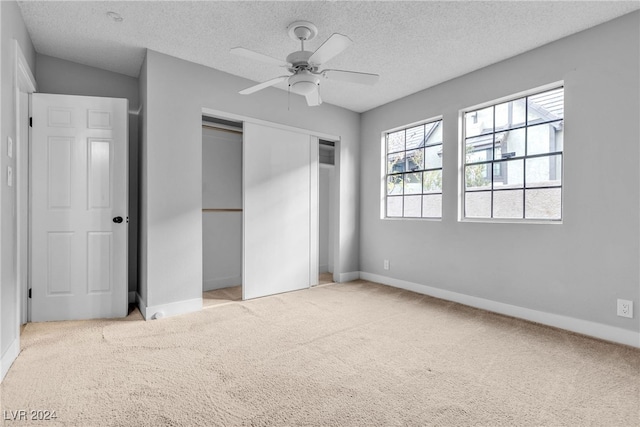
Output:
[{"xmin": 113, "ymin": 216, "xmax": 123, "ymax": 223}]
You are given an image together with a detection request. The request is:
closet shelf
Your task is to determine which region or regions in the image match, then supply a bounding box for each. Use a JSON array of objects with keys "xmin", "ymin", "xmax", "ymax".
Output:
[{"xmin": 203, "ymin": 208, "xmax": 243, "ymax": 212}]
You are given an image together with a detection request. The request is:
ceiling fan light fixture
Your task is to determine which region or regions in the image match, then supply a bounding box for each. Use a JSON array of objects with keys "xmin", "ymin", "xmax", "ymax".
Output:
[
  {"xmin": 290, "ymin": 80, "xmax": 317, "ymax": 96},
  {"xmin": 288, "ymin": 72, "xmax": 320, "ymax": 95}
]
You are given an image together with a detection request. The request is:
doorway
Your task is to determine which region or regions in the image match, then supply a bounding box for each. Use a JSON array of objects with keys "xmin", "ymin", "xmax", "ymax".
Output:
[
  {"xmin": 201, "ymin": 118, "xmax": 243, "ymax": 307},
  {"xmin": 318, "ymin": 140, "xmax": 336, "ymax": 286}
]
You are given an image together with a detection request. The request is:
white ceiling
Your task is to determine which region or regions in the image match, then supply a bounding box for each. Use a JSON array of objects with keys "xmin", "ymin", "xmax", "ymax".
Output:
[{"xmin": 17, "ymin": 1, "xmax": 640, "ymax": 113}]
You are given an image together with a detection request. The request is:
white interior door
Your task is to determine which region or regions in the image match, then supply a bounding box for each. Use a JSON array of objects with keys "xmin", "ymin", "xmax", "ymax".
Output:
[
  {"xmin": 30, "ymin": 93, "xmax": 128, "ymax": 321},
  {"xmin": 18, "ymin": 91, "xmax": 30, "ymax": 325},
  {"xmin": 243, "ymin": 123, "xmax": 318, "ymax": 300}
]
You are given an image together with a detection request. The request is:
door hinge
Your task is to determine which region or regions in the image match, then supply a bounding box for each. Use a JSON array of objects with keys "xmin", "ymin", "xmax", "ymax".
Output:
[
  {"xmin": 28, "ymin": 288, "xmax": 32, "ymax": 298},
  {"xmin": 29, "ymin": 117, "xmax": 33, "ymax": 127}
]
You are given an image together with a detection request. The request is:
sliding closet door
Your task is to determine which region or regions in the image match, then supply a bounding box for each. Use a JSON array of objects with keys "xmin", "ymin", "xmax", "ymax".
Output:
[{"xmin": 243, "ymin": 123, "xmax": 317, "ymax": 300}]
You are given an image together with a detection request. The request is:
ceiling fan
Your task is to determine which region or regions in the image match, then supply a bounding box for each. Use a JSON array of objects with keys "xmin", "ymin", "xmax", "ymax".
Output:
[{"xmin": 231, "ymin": 21, "xmax": 379, "ymax": 107}]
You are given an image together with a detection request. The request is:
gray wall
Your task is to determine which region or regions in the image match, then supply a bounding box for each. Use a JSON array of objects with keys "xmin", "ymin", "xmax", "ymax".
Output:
[
  {"xmin": 0, "ymin": 0, "xmax": 35, "ymax": 365},
  {"xmin": 35, "ymin": 54, "xmax": 139, "ymax": 107},
  {"xmin": 359, "ymin": 11, "xmax": 640, "ymax": 333},
  {"xmin": 139, "ymin": 50, "xmax": 360, "ymax": 310},
  {"xmin": 35, "ymin": 54, "xmax": 140, "ymax": 296}
]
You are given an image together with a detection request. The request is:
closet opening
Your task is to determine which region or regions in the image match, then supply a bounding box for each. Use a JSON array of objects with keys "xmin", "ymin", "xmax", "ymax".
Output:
[
  {"xmin": 202, "ymin": 116, "xmax": 244, "ymax": 307},
  {"xmin": 318, "ymin": 139, "xmax": 336, "ymax": 286}
]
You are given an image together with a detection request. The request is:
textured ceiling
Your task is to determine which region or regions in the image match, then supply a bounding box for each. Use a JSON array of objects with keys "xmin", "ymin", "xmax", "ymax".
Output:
[{"xmin": 17, "ymin": 1, "xmax": 640, "ymax": 113}]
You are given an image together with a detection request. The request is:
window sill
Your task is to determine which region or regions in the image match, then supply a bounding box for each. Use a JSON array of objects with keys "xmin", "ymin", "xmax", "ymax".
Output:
[{"xmin": 460, "ymin": 218, "xmax": 563, "ymax": 225}]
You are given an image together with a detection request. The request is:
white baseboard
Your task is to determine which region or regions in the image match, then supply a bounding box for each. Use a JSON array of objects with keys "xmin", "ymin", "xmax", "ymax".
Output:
[
  {"xmin": 203, "ymin": 276, "xmax": 242, "ymax": 291},
  {"xmin": 360, "ymin": 272, "xmax": 640, "ymax": 349},
  {"xmin": 337, "ymin": 271, "xmax": 360, "ymax": 283},
  {"xmin": 128, "ymin": 291, "xmax": 136, "ymax": 304},
  {"xmin": 137, "ymin": 294, "xmax": 202, "ymax": 321},
  {"xmin": 1, "ymin": 338, "xmax": 20, "ymax": 383}
]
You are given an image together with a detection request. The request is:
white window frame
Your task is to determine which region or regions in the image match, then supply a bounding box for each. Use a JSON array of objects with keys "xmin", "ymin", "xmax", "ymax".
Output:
[
  {"xmin": 459, "ymin": 83, "xmax": 565, "ymax": 223},
  {"xmin": 381, "ymin": 117, "xmax": 444, "ymax": 220}
]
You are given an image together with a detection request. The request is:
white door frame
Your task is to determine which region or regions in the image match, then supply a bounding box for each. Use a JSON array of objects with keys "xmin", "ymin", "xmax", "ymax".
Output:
[{"xmin": 14, "ymin": 40, "xmax": 36, "ymax": 325}]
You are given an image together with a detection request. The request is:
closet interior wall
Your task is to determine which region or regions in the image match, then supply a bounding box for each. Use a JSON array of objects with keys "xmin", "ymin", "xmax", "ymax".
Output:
[
  {"xmin": 202, "ymin": 122, "xmax": 243, "ymax": 291},
  {"xmin": 319, "ymin": 141, "xmax": 335, "ymax": 275}
]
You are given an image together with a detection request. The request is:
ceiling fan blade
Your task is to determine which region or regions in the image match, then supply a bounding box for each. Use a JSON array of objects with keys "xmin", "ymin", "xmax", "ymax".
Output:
[
  {"xmin": 309, "ymin": 33, "xmax": 352, "ymax": 65},
  {"xmin": 239, "ymin": 76, "xmax": 289, "ymax": 95},
  {"xmin": 323, "ymin": 69, "xmax": 379, "ymax": 85},
  {"xmin": 305, "ymin": 87, "xmax": 322, "ymax": 107},
  {"xmin": 230, "ymin": 47, "xmax": 290, "ymax": 67}
]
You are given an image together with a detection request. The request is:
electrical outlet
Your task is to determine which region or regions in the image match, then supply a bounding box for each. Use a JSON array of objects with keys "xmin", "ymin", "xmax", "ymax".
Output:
[
  {"xmin": 617, "ymin": 299, "xmax": 633, "ymax": 318},
  {"xmin": 383, "ymin": 259, "xmax": 390, "ymax": 270}
]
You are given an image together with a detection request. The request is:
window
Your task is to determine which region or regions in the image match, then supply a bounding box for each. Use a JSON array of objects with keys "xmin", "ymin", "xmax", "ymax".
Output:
[
  {"xmin": 463, "ymin": 87, "xmax": 564, "ymax": 221},
  {"xmin": 385, "ymin": 119, "xmax": 443, "ymax": 218}
]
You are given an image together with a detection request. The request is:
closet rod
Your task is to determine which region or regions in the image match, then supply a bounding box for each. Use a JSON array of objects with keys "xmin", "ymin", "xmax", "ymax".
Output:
[{"xmin": 202, "ymin": 208, "xmax": 243, "ymax": 212}]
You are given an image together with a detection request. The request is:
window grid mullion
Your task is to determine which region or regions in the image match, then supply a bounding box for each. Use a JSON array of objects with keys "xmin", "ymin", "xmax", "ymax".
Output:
[
  {"xmin": 523, "ymin": 97, "xmax": 528, "ymax": 219},
  {"xmin": 490, "ymin": 106, "xmax": 496, "ymax": 218},
  {"xmin": 385, "ymin": 134, "xmax": 389, "ymax": 218}
]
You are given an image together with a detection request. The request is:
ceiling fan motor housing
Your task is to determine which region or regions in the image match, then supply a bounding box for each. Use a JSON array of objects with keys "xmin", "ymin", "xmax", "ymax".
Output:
[
  {"xmin": 286, "ymin": 50, "xmax": 317, "ymax": 71},
  {"xmin": 288, "ymin": 71, "xmax": 320, "ymax": 95}
]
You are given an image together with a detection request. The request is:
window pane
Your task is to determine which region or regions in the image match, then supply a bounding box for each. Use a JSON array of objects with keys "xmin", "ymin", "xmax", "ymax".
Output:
[
  {"xmin": 465, "ymin": 134, "xmax": 493, "ymax": 164},
  {"xmin": 525, "ymin": 188, "xmax": 561, "ymax": 220},
  {"xmin": 423, "ymin": 170, "xmax": 442, "ymax": 193},
  {"xmin": 406, "ymin": 125, "xmax": 425, "ymax": 150},
  {"xmin": 387, "ymin": 152, "xmax": 405, "ymax": 174},
  {"xmin": 425, "ymin": 145, "xmax": 442, "ymax": 169},
  {"xmin": 528, "ymin": 88, "xmax": 564, "ymax": 125},
  {"xmin": 493, "ymin": 190, "xmax": 523, "ymax": 219},
  {"xmin": 387, "ymin": 130, "xmax": 404, "ymax": 153},
  {"xmin": 424, "ymin": 121, "xmax": 443, "ymax": 146},
  {"xmin": 403, "ymin": 195, "xmax": 422, "ymax": 218},
  {"xmin": 465, "ymin": 106, "xmax": 493, "ymax": 138},
  {"xmin": 405, "ymin": 149, "xmax": 424, "ymax": 171},
  {"xmin": 466, "ymin": 164, "xmax": 491, "ymax": 191},
  {"xmin": 463, "ymin": 87, "xmax": 563, "ymax": 221},
  {"xmin": 493, "ymin": 159, "xmax": 523, "ymax": 189},
  {"xmin": 384, "ymin": 120, "xmax": 444, "ymax": 220},
  {"xmin": 528, "ymin": 121, "xmax": 564, "ymax": 155},
  {"xmin": 386, "ymin": 196, "xmax": 403, "ymax": 217},
  {"xmin": 495, "ymin": 98, "xmax": 525, "ymax": 131},
  {"xmin": 465, "ymin": 191, "xmax": 491, "ymax": 218},
  {"xmin": 526, "ymin": 154, "xmax": 562, "ymax": 187},
  {"xmin": 387, "ymin": 174, "xmax": 403, "ymax": 195},
  {"xmin": 496, "ymin": 128, "xmax": 525, "ymax": 159},
  {"xmin": 404, "ymin": 172, "xmax": 422, "ymax": 195},
  {"xmin": 422, "ymin": 194, "xmax": 442, "ymax": 218}
]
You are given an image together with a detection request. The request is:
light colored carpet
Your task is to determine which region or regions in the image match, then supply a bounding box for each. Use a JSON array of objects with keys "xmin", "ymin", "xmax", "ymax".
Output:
[
  {"xmin": 203, "ymin": 286, "xmax": 242, "ymax": 307},
  {"xmin": 1, "ymin": 280, "xmax": 639, "ymax": 426},
  {"xmin": 318, "ymin": 272, "xmax": 334, "ymax": 285}
]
